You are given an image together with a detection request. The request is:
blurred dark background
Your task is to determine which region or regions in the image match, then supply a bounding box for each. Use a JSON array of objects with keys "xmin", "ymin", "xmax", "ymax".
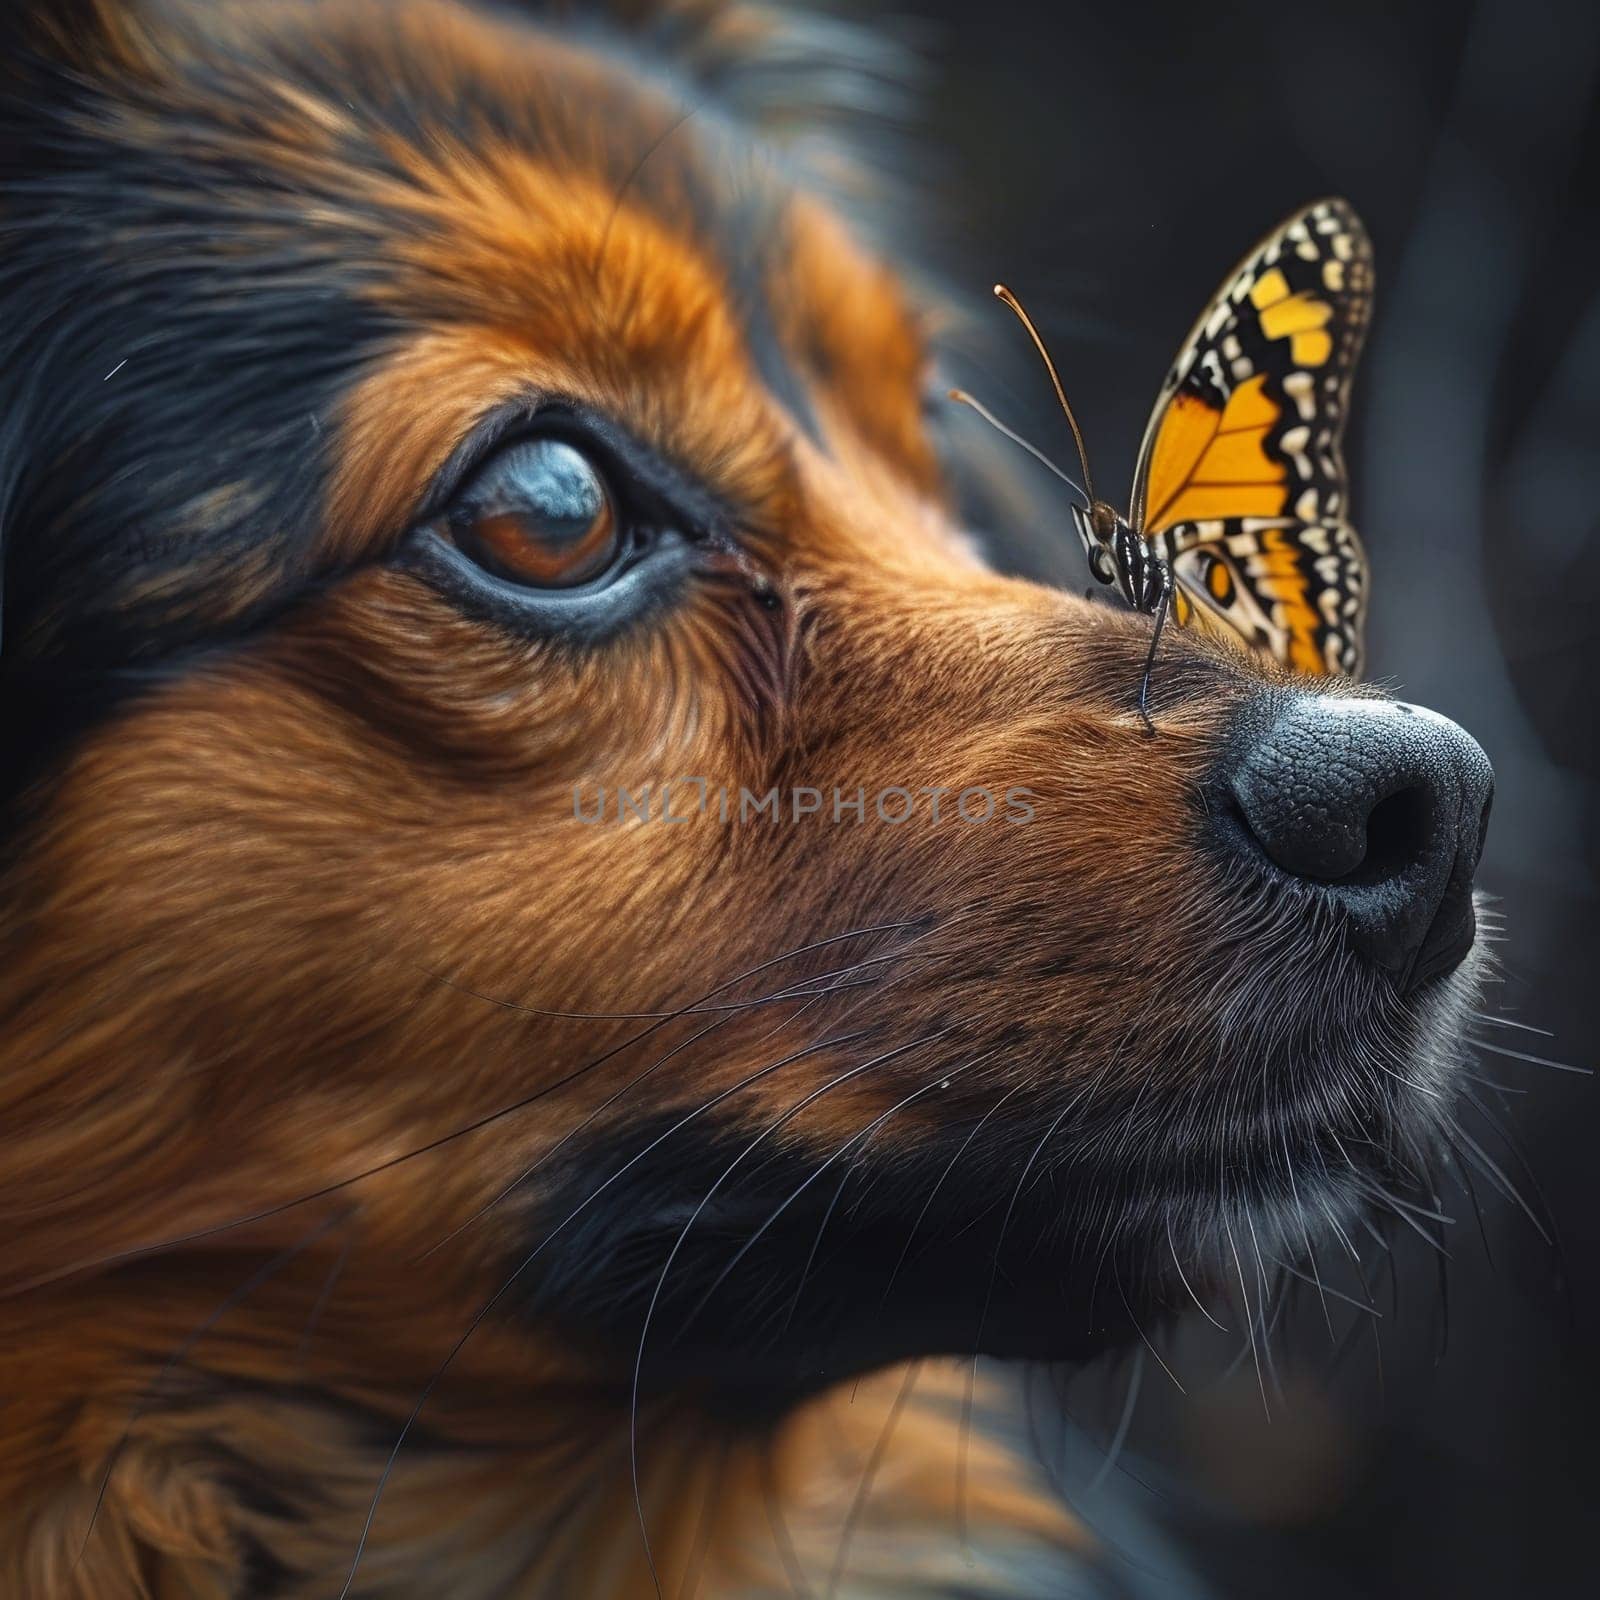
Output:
[{"xmin": 871, "ymin": 0, "xmax": 1598, "ymax": 1593}]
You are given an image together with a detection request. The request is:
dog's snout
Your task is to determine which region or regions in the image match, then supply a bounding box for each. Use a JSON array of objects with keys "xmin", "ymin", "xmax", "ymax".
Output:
[{"xmin": 1219, "ymin": 695, "xmax": 1494, "ymax": 987}]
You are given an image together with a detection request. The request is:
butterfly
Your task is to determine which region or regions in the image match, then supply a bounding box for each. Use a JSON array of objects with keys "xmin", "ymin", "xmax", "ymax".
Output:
[{"xmin": 958, "ymin": 197, "xmax": 1373, "ymax": 719}]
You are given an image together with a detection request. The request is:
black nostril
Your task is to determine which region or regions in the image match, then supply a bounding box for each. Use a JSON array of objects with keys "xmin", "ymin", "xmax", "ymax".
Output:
[
  {"xmin": 1219, "ymin": 695, "xmax": 1494, "ymax": 987},
  {"xmin": 1342, "ymin": 783, "xmax": 1432, "ymax": 887}
]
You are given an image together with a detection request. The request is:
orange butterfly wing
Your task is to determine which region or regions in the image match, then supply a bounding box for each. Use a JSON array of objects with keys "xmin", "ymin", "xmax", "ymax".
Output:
[
  {"xmin": 1142, "ymin": 376, "xmax": 1287, "ymax": 529},
  {"xmin": 1129, "ymin": 199, "xmax": 1374, "ymax": 676}
]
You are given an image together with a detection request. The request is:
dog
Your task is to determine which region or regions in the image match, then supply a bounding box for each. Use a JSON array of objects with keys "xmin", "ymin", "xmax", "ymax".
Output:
[{"xmin": 0, "ymin": 2, "xmax": 1495, "ymax": 1595}]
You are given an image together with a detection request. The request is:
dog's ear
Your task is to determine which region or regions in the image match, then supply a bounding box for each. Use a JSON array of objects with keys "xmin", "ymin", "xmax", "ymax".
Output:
[
  {"xmin": 603, "ymin": 1, "xmax": 921, "ymax": 129},
  {"xmin": 524, "ymin": 1, "xmax": 927, "ymax": 221}
]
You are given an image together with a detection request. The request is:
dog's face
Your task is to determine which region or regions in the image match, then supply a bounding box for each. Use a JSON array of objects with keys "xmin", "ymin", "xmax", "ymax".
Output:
[{"xmin": 1, "ymin": 0, "xmax": 1489, "ymax": 1404}]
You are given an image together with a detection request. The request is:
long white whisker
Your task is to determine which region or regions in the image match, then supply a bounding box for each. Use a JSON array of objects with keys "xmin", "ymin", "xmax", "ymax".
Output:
[{"xmin": 1474, "ymin": 1039, "xmax": 1591, "ymax": 1075}]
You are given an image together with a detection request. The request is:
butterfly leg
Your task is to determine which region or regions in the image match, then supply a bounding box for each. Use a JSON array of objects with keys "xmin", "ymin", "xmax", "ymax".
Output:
[{"xmin": 1137, "ymin": 561, "xmax": 1174, "ymax": 735}]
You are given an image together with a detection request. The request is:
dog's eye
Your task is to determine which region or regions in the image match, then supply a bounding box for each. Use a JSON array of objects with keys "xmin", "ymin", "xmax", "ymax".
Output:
[
  {"xmin": 446, "ymin": 438, "xmax": 619, "ymax": 589},
  {"xmin": 401, "ymin": 411, "xmax": 713, "ymax": 642}
]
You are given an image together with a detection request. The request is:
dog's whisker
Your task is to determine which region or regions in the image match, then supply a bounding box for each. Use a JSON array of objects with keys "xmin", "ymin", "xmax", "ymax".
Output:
[
  {"xmin": 1086, "ymin": 1345, "xmax": 1145, "ymax": 1496},
  {"xmin": 1355, "ymin": 1182, "xmax": 1456, "ymax": 1228},
  {"xmin": 1460, "ymin": 1069, "xmax": 1528, "ymax": 1095},
  {"xmin": 1456, "ymin": 1092, "xmax": 1565, "ymax": 1259},
  {"xmin": 1470, "ymin": 1010, "xmax": 1555, "ymax": 1037},
  {"xmin": 1441, "ymin": 1116, "xmax": 1552, "ymax": 1245},
  {"xmin": 824, "ymin": 1360, "xmax": 923, "ymax": 1600},
  {"xmin": 1473, "ymin": 1038, "xmax": 1592, "ymax": 1075},
  {"xmin": 1166, "ymin": 1213, "xmax": 1228, "ymax": 1332},
  {"xmin": 295, "ymin": 1224, "xmax": 354, "ymax": 1367},
  {"xmin": 1443, "ymin": 1132, "xmax": 1498, "ymax": 1267},
  {"xmin": 959, "ymin": 1081, "xmax": 1092, "ymax": 1541},
  {"xmin": 76, "ymin": 1210, "xmax": 349, "ymax": 1570},
  {"xmin": 879, "ymin": 1080, "xmax": 1025, "ymax": 1312},
  {"xmin": 416, "ymin": 947, "xmax": 947, "ymax": 1260},
  {"xmin": 338, "ymin": 1024, "xmax": 877, "ymax": 1599},
  {"xmin": 1279, "ymin": 1127, "xmax": 1335, "ymax": 1340},
  {"xmin": 679, "ymin": 1053, "xmax": 989, "ymax": 1342},
  {"xmin": 1118, "ymin": 1276, "xmax": 1186, "ymax": 1395},
  {"xmin": 419, "ymin": 920, "xmax": 936, "ymax": 1022},
  {"xmin": 78, "ymin": 923, "xmax": 930, "ymax": 1278},
  {"xmin": 1243, "ymin": 1210, "xmax": 1285, "ymax": 1401},
  {"xmin": 1221, "ymin": 1206, "xmax": 1270, "ymax": 1420},
  {"xmin": 1265, "ymin": 1254, "xmax": 1383, "ymax": 1318},
  {"xmin": 628, "ymin": 1028, "xmax": 957, "ymax": 1598}
]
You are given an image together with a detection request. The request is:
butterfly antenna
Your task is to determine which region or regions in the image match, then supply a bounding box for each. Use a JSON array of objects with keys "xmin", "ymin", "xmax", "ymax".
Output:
[
  {"xmin": 993, "ymin": 284, "xmax": 1097, "ymax": 508},
  {"xmin": 945, "ymin": 389, "xmax": 1090, "ymax": 506}
]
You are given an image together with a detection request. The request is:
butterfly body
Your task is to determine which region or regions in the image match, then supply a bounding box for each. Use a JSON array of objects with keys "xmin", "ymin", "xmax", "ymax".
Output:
[
  {"xmin": 1073, "ymin": 500, "xmax": 1169, "ymax": 614},
  {"xmin": 995, "ymin": 198, "xmax": 1374, "ymax": 699}
]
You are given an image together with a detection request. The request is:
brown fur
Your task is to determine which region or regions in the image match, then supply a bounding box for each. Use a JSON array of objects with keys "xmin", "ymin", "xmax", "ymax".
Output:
[{"xmin": 0, "ymin": 2, "xmax": 1455, "ymax": 1595}]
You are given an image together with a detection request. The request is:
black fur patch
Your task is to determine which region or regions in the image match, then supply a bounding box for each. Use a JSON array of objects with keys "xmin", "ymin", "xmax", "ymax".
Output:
[{"xmin": 519, "ymin": 1105, "xmax": 1148, "ymax": 1409}]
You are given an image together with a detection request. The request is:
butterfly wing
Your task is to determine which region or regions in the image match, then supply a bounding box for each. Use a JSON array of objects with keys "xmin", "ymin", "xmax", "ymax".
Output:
[
  {"xmin": 1157, "ymin": 517, "xmax": 1368, "ymax": 674},
  {"xmin": 1128, "ymin": 197, "xmax": 1373, "ymax": 675}
]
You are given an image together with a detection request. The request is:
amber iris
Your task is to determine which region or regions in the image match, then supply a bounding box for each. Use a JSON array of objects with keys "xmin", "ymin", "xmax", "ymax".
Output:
[{"xmin": 450, "ymin": 437, "xmax": 619, "ymax": 588}]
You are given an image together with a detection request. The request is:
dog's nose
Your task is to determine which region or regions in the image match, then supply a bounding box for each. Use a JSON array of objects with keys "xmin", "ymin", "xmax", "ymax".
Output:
[{"xmin": 1219, "ymin": 695, "xmax": 1494, "ymax": 988}]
